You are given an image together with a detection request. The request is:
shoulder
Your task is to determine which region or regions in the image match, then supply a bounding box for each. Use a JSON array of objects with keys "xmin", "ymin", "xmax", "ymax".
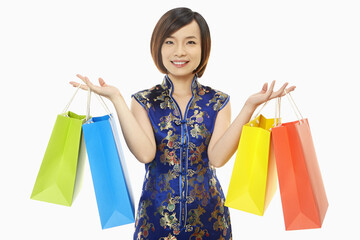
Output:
[
  {"xmin": 199, "ymin": 84, "xmax": 230, "ymax": 112},
  {"xmin": 132, "ymin": 84, "xmax": 166, "ymax": 111}
]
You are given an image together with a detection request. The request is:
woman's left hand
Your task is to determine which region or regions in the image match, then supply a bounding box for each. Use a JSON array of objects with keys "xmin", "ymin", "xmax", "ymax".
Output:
[{"xmin": 245, "ymin": 80, "xmax": 296, "ymax": 108}]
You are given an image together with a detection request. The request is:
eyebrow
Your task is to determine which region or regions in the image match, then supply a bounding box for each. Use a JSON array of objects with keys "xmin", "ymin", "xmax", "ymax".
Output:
[{"xmin": 167, "ymin": 36, "xmax": 198, "ymax": 39}]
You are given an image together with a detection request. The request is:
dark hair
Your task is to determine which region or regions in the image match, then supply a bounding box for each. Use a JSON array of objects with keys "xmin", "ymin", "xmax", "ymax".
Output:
[{"xmin": 150, "ymin": 7, "xmax": 211, "ymax": 78}]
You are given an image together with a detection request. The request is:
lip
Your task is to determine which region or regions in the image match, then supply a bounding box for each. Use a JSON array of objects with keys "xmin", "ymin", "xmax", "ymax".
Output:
[{"xmin": 171, "ymin": 60, "xmax": 189, "ymax": 68}]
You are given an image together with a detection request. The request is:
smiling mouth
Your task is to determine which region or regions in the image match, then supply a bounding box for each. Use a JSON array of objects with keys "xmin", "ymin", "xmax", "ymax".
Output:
[{"xmin": 171, "ymin": 61, "xmax": 189, "ymax": 67}]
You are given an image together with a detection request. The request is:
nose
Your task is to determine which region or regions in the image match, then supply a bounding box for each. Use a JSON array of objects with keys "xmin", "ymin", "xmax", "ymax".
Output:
[{"xmin": 174, "ymin": 44, "xmax": 186, "ymax": 57}]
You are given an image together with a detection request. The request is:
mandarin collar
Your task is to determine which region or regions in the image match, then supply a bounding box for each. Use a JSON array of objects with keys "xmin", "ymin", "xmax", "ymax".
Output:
[{"xmin": 162, "ymin": 75, "xmax": 200, "ymax": 96}]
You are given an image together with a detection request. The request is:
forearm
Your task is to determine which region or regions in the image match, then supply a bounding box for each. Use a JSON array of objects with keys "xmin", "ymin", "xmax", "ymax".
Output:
[
  {"xmin": 209, "ymin": 103, "xmax": 256, "ymax": 167},
  {"xmin": 111, "ymin": 94, "xmax": 156, "ymax": 164}
]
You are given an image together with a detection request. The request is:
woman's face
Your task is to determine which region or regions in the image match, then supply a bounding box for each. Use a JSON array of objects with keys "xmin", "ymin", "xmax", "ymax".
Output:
[{"xmin": 161, "ymin": 20, "xmax": 202, "ymax": 81}]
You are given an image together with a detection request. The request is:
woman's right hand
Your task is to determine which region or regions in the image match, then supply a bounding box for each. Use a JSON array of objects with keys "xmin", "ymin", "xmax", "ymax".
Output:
[
  {"xmin": 70, "ymin": 74, "xmax": 121, "ymax": 102},
  {"xmin": 71, "ymin": 74, "xmax": 156, "ymax": 164}
]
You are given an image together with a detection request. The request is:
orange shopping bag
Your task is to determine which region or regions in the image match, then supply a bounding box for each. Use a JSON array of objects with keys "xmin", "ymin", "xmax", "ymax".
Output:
[{"xmin": 271, "ymin": 92, "xmax": 328, "ymax": 230}]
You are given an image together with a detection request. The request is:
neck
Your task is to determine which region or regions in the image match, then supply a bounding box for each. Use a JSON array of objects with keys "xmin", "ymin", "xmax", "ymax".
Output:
[{"xmin": 167, "ymin": 74, "xmax": 195, "ymax": 96}]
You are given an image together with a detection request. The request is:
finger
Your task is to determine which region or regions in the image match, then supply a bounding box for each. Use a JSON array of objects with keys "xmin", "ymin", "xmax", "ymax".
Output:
[
  {"xmin": 76, "ymin": 74, "xmax": 93, "ymax": 87},
  {"xmin": 278, "ymin": 85, "xmax": 296, "ymax": 97},
  {"xmin": 269, "ymin": 80, "xmax": 276, "ymax": 91},
  {"xmin": 258, "ymin": 83, "xmax": 268, "ymax": 93},
  {"xmin": 84, "ymin": 76, "xmax": 94, "ymax": 87},
  {"xmin": 76, "ymin": 74, "xmax": 100, "ymax": 92},
  {"xmin": 98, "ymin": 77, "xmax": 106, "ymax": 87},
  {"xmin": 286, "ymin": 86, "xmax": 296, "ymax": 93},
  {"xmin": 69, "ymin": 81, "xmax": 89, "ymax": 90},
  {"xmin": 272, "ymin": 82, "xmax": 289, "ymax": 98},
  {"xmin": 265, "ymin": 80, "xmax": 276, "ymax": 98},
  {"xmin": 76, "ymin": 74, "xmax": 86, "ymax": 82},
  {"xmin": 69, "ymin": 81, "xmax": 80, "ymax": 87}
]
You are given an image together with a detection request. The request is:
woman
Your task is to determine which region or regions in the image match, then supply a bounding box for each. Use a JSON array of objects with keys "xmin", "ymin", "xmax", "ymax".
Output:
[{"xmin": 71, "ymin": 7, "xmax": 295, "ymax": 240}]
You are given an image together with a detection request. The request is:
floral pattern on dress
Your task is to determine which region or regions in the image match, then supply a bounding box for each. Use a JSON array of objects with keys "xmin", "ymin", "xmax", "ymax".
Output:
[{"xmin": 132, "ymin": 75, "xmax": 231, "ymax": 239}]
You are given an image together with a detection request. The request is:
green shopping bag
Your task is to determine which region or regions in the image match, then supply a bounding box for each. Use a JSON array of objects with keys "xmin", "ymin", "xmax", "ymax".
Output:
[{"xmin": 31, "ymin": 86, "xmax": 89, "ymax": 206}]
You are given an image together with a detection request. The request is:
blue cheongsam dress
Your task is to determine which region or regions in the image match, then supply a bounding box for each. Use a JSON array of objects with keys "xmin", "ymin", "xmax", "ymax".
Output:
[{"xmin": 132, "ymin": 75, "xmax": 232, "ymax": 240}]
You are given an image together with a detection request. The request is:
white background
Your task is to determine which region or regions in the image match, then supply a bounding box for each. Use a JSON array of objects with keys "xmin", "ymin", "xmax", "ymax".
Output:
[{"xmin": 1, "ymin": 0, "xmax": 359, "ymax": 239}]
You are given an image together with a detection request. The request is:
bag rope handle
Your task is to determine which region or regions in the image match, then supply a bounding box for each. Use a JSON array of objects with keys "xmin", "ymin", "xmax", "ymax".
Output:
[
  {"xmin": 274, "ymin": 97, "xmax": 281, "ymax": 127},
  {"xmin": 62, "ymin": 85, "xmax": 111, "ymax": 121},
  {"xmin": 62, "ymin": 84, "xmax": 91, "ymax": 121},
  {"xmin": 84, "ymin": 91, "xmax": 113, "ymax": 123},
  {"xmin": 62, "ymin": 84, "xmax": 82, "ymax": 114},
  {"xmin": 95, "ymin": 93, "xmax": 112, "ymax": 118},
  {"xmin": 252, "ymin": 101, "xmax": 269, "ymax": 121},
  {"xmin": 284, "ymin": 89, "xmax": 304, "ymax": 124},
  {"xmin": 86, "ymin": 88, "xmax": 91, "ymax": 121}
]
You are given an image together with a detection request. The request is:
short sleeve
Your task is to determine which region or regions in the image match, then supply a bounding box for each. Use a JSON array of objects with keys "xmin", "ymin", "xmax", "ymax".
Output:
[
  {"xmin": 218, "ymin": 92, "xmax": 230, "ymax": 111},
  {"xmin": 131, "ymin": 90, "xmax": 151, "ymax": 112},
  {"xmin": 212, "ymin": 91, "xmax": 230, "ymax": 112}
]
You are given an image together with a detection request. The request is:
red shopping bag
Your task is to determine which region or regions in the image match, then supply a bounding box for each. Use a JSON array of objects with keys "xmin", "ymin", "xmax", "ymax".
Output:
[{"xmin": 271, "ymin": 93, "xmax": 328, "ymax": 230}]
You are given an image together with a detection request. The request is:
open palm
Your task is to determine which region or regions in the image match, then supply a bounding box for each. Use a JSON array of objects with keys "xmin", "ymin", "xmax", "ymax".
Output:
[
  {"xmin": 70, "ymin": 74, "xmax": 120, "ymax": 101},
  {"xmin": 246, "ymin": 80, "xmax": 296, "ymax": 108}
]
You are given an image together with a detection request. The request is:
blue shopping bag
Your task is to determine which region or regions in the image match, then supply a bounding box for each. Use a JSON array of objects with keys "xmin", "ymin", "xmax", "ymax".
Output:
[{"xmin": 82, "ymin": 114, "xmax": 135, "ymax": 229}]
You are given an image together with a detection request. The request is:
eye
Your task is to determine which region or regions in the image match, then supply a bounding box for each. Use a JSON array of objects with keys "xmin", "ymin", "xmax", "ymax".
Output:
[
  {"xmin": 164, "ymin": 40, "xmax": 174, "ymax": 45},
  {"xmin": 187, "ymin": 40, "xmax": 196, "ymax": 45}
]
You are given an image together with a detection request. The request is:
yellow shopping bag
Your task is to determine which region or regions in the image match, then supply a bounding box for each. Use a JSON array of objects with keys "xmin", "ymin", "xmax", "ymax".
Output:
[{"xmin": 225, "ymin": 113, "xmax": 278, "ymax": 216}]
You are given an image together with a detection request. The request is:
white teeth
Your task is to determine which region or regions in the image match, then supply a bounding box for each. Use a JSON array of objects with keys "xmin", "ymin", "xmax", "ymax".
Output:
[{"xmin": 172, "ymin": 61, "xmax": 187, "ymax": 65}]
